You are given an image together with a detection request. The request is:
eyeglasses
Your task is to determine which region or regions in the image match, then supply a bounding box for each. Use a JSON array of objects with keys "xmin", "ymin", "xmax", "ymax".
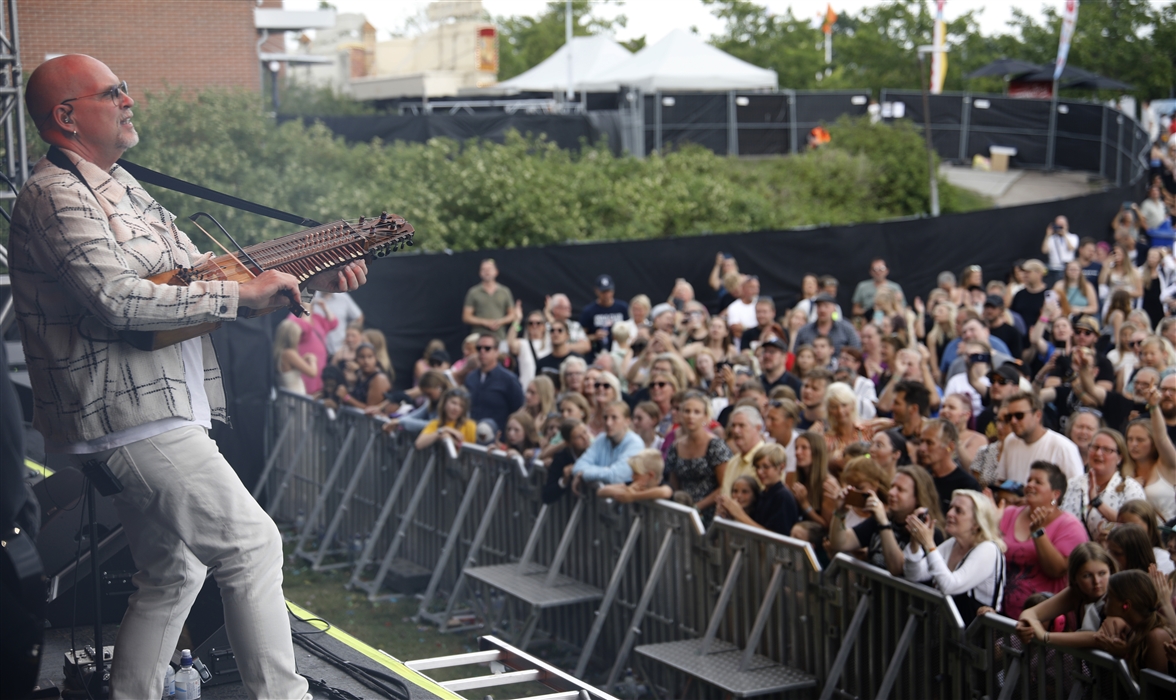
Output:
[
  {"xmin": 1075, "ymin": 328, "xmax": 1097, "ymax": 336},
  {"xmin": 527, "ymin": 320, "xmax": 544, "ymax": 326},
  {"xmin": 1128, "ymin": 340, "xmax": 1143, "ymax": 349},
  {"xmin": 551, "ymin": 327, "xmax": 567, "ymax": 334},
  {"xmin": 63, "ymin": 80, "xmax": 129, "ymax": 107},
  {"xmin": 1089, "ymin": 444, "xmax": 1119, "ymax": 454},
  {"xmin": 594, "ymin": 382, "xmax": 613, "ymax": 390},
  {"xmin": 476, "ymin": 345, "xmax": 496, "ymax": 352},
  {"xmin": 1075, "ymin": 407, "xmax": 1104, "ymax": 418},
  {"xmin": 991, "ymin": 375, "xmax": 1014, "ymax": 386},
  {"xmin": 651, "ymin": 381, "xmax": 671, "ymax": 388},
  {"xmin": 1006, "ymin": 411, "xmax": 1030, "ymax": 422}
]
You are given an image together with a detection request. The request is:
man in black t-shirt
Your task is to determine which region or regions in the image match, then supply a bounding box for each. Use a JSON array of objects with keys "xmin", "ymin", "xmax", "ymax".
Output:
[
  {"xmin": 1009, "ymin": 259, "xmax": 1049, "ymax": 340},
  {"xmin": 580, "ymin": 274, "xmax": 629, "ymax": 355},
  {"xmin": 916, "ymin": 419, "xmax": 981, "ymax": 514},
  {"xmin": 983, "ymin": 294, "xmax": 1023, "ymax": 360},
  {"xmin": 759, "ymin": 338, "xmax": 802, "ymax": 395},
  {"xmin": 535, "ymin": 319, "xmax": 582, "ymax": 375}
]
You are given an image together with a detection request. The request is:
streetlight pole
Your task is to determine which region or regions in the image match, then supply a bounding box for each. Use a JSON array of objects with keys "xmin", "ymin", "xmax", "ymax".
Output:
[{"xmin": 917, "ymin": 45, "xmax": 946, "ymax": 217}]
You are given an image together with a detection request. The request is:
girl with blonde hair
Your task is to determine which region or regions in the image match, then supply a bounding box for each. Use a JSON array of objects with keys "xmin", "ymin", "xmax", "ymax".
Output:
[{"xmin": 274, "ymin": 320, "xmax": 317, "ymax": 395}]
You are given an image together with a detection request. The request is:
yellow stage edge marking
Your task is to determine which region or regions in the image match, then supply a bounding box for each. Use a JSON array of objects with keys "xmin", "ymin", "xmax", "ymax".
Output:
[{"xmin": 285, "ymin": 600, "xmax": 465, "ymax": 700}]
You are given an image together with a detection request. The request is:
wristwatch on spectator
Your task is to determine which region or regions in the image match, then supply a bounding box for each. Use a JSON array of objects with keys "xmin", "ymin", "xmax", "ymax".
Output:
[
  {"xmin": 1089, "ymin": 495, "xmax": 1103, "ymax": 509},
  {"xmin": 1031, "ymin": 527, "xmax": 1046, "ymax": 539}
]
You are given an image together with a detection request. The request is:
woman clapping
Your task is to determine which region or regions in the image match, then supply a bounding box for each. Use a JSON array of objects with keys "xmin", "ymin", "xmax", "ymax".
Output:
[{"xmin": 903, "ymin": 490, "xmax": 1007, "ymax": 625}]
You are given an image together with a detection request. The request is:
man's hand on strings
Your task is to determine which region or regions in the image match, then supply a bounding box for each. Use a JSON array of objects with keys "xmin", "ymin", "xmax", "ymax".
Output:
[
  {"xmin": 239, "ymin": 270, "xmax": 302, "ymax": 310},
  {"xmin": 307, "ymin": 260, "xmax": 368, "ymax": 293}
]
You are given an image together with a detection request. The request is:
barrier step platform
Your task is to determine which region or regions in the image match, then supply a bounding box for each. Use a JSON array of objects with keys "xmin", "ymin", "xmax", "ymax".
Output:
[
  {"xmin": 463, "ymin": 562, "xmax": 603, "ymax": 608},
  {"xmin": 635, "ymin": 639, "xmax": 817, "ymax": 698}
]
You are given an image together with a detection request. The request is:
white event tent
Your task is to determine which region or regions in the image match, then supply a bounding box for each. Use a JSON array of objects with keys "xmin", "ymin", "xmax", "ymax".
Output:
[
  {"xmin": 580, "ymin": 28, "xmax": 778, "ymax": 93},
  {"xmin": 495, "ymin": 35, "xmax": 634, "ymax": 92}
]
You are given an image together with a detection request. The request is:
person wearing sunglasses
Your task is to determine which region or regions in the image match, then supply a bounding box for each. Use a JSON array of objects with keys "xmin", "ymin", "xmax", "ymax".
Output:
[
  {"xmin": 463, "ymin": 331, "xmax": 525, "ymax": 439},
  {"xmin": 9, "ymin": 55, "xmax": 369, "ymax": 700},
  {"xmin": 995, "ymin": 391, "xmax": 1085, "ymax": 490}
]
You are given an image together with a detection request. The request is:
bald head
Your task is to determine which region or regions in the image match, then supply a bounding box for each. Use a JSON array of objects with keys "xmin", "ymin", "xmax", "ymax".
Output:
[
  {"xmin": 26, "ymin": 54, "xmax": 108, "ymax": 130},
  {"xmin": 24, "ymin": 54, "xmax": 136, "ymax": 169}
]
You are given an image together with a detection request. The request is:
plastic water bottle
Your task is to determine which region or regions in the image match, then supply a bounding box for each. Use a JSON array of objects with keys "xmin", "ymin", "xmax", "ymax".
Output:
[
  {"xmin": 162, "ymin": 663, "xmax": 175, "ymax": 699},
  {"xmin": 175, "ymin": 650, "xmax": 201, "ymax": 700}
]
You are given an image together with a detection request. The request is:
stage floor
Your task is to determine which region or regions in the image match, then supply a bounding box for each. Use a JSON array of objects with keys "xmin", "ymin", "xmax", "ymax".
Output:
[{"xmin": 38, "ymin": 602, "xmax": 459, "ymax": 700}]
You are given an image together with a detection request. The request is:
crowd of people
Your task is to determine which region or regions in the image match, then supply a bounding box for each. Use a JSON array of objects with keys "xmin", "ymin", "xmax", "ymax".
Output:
[{"xmin": 275, "ymin": 183, "xmax": 1176, "ymax": 678}]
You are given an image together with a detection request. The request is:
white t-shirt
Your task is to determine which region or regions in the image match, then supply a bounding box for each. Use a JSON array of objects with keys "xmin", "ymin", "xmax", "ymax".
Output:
[
  {"xmin": 725, "ymin": 297, "xmax": 758, "ymax": 330},
  {"xmin": 770, "ymin": 430, "xmax": 798, "ymax": 475},
  {"xmin": 996, "ymin": 429, "xmax": 1084, "ymax": 484},
  {"xmin": 1045, "ymin": 231, "xmax": 1080, "ymax": 272},
  {"xmin": 51, "ymin": 338, "xmax": 212, "ymax": 454}
]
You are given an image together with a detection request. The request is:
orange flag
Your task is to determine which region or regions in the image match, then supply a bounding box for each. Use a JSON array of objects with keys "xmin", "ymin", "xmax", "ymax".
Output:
[{"xmin": 822, "ymin": 4, "xmax": 838, "ymax": 35}]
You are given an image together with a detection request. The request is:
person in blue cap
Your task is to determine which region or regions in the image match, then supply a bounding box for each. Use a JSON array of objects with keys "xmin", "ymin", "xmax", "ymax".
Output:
[{"xmin": 581, "ymin": 273, "xmax": 630, "ymax": 356}]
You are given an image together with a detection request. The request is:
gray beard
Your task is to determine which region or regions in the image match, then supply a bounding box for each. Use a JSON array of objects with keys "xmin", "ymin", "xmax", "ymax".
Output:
[{"xmin": 116, "ymin": 127, "xmax": 139, "ymax": 150}]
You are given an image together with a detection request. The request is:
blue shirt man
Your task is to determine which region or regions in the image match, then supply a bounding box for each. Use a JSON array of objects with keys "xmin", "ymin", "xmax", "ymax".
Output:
[
  {"xmin": 464, "ymin": 333, "xmax": 524, "ymax": 435},
  {"xmin": 573, "ymin": 401, "xmax": 646, "ymax": 485}
]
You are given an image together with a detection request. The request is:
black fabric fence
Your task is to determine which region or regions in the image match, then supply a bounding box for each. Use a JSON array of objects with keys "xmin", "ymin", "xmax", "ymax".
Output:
[
  {"xmin": 879, "ymin": 90, "xmax": 1148, "ymax": 186},
  {"xmin": 297, "ymin": 90, "xmax": 1147, "ymax": 187},
  {"xmin": 282, "ymin": 111, "xmax": 626, "ymax": 154}
]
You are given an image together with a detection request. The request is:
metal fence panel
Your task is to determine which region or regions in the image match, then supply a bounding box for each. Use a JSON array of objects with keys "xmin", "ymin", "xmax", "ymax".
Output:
[{"xmin": 263, "ymin": 394, "xmax": 1176, "ymax": 697}]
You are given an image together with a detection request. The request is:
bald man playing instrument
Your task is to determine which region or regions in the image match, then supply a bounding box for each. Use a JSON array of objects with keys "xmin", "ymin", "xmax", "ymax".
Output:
[{"xmin": 11, "ymin": 55, "xmax": 367, "ymax": 699}]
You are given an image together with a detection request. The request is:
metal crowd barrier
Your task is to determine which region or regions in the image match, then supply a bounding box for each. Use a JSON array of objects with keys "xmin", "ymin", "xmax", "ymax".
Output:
[
  {"xmin": 635, "ymin": 518, "xmax": 822, "ymax": 698},
  {"xmin": 818, "ymin": 553, "xmax": 968, "ymax": 700},
  {"xmin": 262, "ymin": 391, "xmax": 1176, "ymax": 697},
  {"xmin": 968, "ymin": 612, "xmax": 1139, "ymax": 700}
]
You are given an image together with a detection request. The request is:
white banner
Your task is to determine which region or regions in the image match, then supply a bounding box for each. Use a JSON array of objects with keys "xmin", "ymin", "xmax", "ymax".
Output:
[
  {"xmin": 1055, "ymin": 0, "xmax": 1080, "ymax": 81},
  {"xmin": 930, "ymin": 0, "xmax": 947, "ymax": 94}
]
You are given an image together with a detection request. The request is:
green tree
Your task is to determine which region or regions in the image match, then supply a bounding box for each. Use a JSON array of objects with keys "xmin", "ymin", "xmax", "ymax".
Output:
[
  {"xmin": 495, "ymin": 0, "xmax": 629, "ymax": 81},
  {"xmin": 703, "ymin": 0, "xmax": 1175, "ymax": 101}
]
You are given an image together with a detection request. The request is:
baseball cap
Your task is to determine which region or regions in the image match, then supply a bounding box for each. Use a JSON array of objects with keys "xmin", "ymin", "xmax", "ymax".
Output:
[
  {"xmin": 983, "ymin": 294, "xmax": 1005, "ymax": 308},
  {"xmin": 761, "ymin": 338, "xmax": 787, "ymax": 352},
  {"xmin": 1074, "ymin": 315, "xmax": 1100, "ymax": 333},
  {"xmin": 814, "ymin": 292, "xmax": 838, "ymax": 305},
  {"xmin": 595, "ymin": 274, "xmax": 615, "ymax": 292},
  {"xmin": 988, "ymin": 364, "xmax": 1022, "ymax": 384}
]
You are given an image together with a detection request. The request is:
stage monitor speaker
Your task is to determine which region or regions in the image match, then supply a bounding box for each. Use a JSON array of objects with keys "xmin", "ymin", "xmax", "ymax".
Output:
[{"xmin": 178, "ymin": 573, "xmax": 240, "ymax": 687}]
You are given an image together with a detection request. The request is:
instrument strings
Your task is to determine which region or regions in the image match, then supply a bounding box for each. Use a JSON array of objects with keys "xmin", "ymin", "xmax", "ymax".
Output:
[{"xmin": 192, "ymin": 218, "xmax": 404, "ymax": 282}]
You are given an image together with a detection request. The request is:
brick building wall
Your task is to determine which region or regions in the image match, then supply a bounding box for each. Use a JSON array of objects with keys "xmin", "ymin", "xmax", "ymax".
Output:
[{"xmin": 15, "ymin": 0, "xmax": 285, "ymax": 96}]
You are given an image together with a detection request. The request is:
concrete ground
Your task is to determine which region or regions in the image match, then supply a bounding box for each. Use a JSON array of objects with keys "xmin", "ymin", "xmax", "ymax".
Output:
[{"xmin": 940, "ymin": 163, "xmax": 1103, "ymax": 207}]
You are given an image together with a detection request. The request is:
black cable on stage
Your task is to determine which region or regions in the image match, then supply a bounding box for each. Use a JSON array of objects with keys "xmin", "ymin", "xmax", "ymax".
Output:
[
  {"xmin": 287, "ymin": 607, "xmax": 411, "ymax": 700},
  {"xmin": 68, "ymin": 478, "xmax": 97, "ymax": 700}
]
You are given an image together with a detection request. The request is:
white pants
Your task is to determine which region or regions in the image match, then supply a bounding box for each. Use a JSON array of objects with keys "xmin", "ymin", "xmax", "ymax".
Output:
[{"xmin": 98, "ymin": 426, "xmax": 307, "ymax": 700}]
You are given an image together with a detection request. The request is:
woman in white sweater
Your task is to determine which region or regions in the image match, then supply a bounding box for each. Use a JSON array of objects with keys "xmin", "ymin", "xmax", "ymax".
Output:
[{"xmin": 904, "ymin": 489, "xmax": 1007, "ymax": 625}]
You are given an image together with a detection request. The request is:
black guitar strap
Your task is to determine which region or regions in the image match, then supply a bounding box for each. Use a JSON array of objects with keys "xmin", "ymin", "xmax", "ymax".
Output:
[
  {"xmin": 117, "ymin": 158, "xmax": 320, "ymax": 227},
  {"xmin": 44, "ymin": 146, "xmax": 319, "ymax": 227}
]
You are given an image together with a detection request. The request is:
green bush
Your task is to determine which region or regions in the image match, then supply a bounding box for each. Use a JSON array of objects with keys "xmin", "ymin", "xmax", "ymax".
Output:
[{"xmin": 1, "ymin": 90, "xmax": 987, "ymax": 257}]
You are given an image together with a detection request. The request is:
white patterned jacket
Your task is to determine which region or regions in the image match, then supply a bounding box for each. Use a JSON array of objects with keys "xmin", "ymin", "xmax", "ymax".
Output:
[{"xmin": 9, "ymin": 148, "xmax": 239, "ymax": 445}]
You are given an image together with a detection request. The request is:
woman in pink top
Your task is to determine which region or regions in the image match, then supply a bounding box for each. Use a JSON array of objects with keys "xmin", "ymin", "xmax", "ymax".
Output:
[
  {"xmin": 1000, "ymin": 461, "xmax": 1089, "ymax": 618},
  {"xmin": 289, "ymin": 299, "xmax": 338, "ymax": 395}
]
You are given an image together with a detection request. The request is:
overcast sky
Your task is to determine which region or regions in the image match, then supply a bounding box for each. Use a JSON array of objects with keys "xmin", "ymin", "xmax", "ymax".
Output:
[{"xmin": 282, "ymin": 0, "xmax": 1075, "ymax": 44}]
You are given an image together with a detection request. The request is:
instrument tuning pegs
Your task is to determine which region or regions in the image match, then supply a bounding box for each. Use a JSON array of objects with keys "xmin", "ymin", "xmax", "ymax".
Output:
[
  {"xmin": 379, "ymin": 211, "xmax": 388, "ymax": 223},
  {"xmin": 406, "ymin": 239, "xmax": 414, "ymax": 246},
  {"xmin": 358, "ymin": 216, "xmax": 365, "ymax": 225}
]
